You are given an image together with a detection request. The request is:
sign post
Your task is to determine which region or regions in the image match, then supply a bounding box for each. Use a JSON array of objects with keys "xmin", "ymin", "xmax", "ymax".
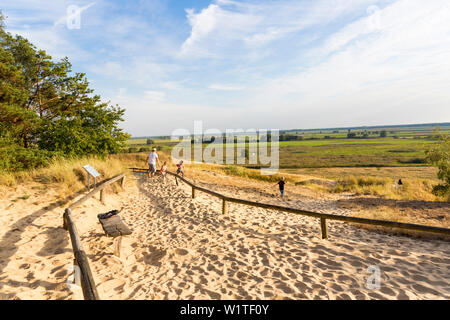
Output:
[{"xmin": 82, "ymin": 165, "xmax": 101, "ymax": 191}]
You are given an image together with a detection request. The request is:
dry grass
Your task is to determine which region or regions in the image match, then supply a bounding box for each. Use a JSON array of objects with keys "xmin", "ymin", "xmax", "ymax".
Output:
[
  {"xmin": 0, "ymin": 155, "xmax": 128, "ymax": 197},
  {"xmin": 348, "ymin": 206, "xmax": 450, "ymax": 240},
  {"xmin": 184, "ymin": 163, "xmax": 443, "ymax": 202},
  {"xmin": 285, "ymin": 166, "xmax": 440, "ymax": 181},
  {"xmin": 283, "ymin": 167, "xmax": 444, "ymax": 202},
  {"xmin": 326, "ymin": 176, "xmax": 439, "ymax": 201},
  {"xmin": 0, "ymin": 150, "xmax": 445, "ymax": 203},
  {"xmin": 0, "ymin": 151, "xmax": 176, "ymax": 197},
  {"xmin": 110, "ymin": 152, "xmax": 173, "ymax": 170}
]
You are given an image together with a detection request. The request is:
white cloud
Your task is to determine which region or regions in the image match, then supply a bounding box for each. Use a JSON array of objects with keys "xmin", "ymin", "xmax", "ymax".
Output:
[
  {"xmin": 113, "ymin": 0, "xmax": 450, "ymax": 134},
  {"xmin": 180, "ymin": 0, "xmax": 388, "ymax": 57},
  {"xmin": 247, "ymin": 0, "xmax": 450, "ymax": 128},
  {"xmin": 208, "ymin": 84, "xmax": 246, "ymax": 91},
  {"xmin": 180, "ymin": 3, "xmax": 261, "ymax": 57},
  {"xmin": 143, "ymin": 90, "xmax": 166, "ymax": 102}
]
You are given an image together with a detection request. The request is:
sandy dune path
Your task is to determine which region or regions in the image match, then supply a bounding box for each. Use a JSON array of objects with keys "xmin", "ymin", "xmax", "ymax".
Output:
[
  {"xmin": 1, "ymin": 173, "xmax": 449, "ymax": 300},
  {"xmin": 87, "ymin": 174, "xmax": 449, "ymax": 300},
  {"xmin": 0, "ymin": 186, "xmax": 83, "ymax": 300}
]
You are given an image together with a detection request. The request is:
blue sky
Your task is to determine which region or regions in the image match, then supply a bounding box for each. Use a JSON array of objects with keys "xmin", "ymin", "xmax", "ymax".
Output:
[{"xmin": 1, "ymin": 0, "xmax": 449, "ymax": 136}]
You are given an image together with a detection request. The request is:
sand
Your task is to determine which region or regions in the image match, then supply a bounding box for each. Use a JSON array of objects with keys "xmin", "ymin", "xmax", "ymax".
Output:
[{"xmin": 0, "ymin": 173, "xmax": 449, "ymax": 300}]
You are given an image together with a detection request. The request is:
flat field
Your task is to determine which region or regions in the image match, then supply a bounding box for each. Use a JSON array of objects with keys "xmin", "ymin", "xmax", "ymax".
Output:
[{"xmin": 126, "ymin": 125, "xmax": 449, "ymax": 169}]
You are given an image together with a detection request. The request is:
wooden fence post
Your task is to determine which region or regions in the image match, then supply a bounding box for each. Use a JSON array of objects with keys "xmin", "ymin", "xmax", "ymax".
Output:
[
  {"xmin": 100, "ymin": 189, "xmax": 105, "ymax": 204},
  {"xmin": 121, "ymin": 176, "xmax": 125, "ymax": 188},
  {"xmin": 175, "ymin": 176, "xmax": 179, "ymax": 186},
  {"xmin": 113, "ymin": 236, "xmax": 123, "ymax": 258},
  {"xmin": 222, "ymin": 199, "xmax": 227, "ymax": 215},
  {"xmin": 192, "ymin": 187, "xmax": 196, "ymax": 199},
  {"xmin": 63, "ymin": 210, "xmax": 69, "ymax": 230},
  {"xmin": 320, "ymin": 218, "xmax": 328, "ymax": 239}
]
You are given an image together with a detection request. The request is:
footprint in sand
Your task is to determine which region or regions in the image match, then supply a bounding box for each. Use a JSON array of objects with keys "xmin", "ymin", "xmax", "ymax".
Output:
[
  {"xmin": 175, "ymin": 248, "xmax": 189, "ymax": 256},
  {"xmin": 143, "ymin": 246, "xmax": 167, "ymax": 267}
]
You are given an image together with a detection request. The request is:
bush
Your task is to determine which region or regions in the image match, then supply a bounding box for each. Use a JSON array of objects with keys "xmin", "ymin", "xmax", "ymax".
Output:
[
  {"xmin": 399, "ymin": 158, "xmax": 426, "ymax": 164},
  {"xmin": 223, "ymin": 165, "xmax": 282, "ymax": 183},
  {"xmin": 0, "ymin": 141, "xmax": 56, "ymax": 171},
  {"xmin": 333, "ymin": 176, "xmax": 389, "ymax": 193},
  {"xmin": 425, "ymin": 132, "xmax": 450, "ymax": 197}
]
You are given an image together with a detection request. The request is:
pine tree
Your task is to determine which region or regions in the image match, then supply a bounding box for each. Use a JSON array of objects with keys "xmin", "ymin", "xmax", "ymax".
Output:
[{"xmin": 0, "ymin": 13, "xmax": 129, "ymax": 170}]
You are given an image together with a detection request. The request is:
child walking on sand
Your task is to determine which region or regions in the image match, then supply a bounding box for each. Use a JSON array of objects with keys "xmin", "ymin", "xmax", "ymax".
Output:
[
  {"xmin": 275, "ymin": 177, "xmax": 287, "ymax": 198},
  {"xmin": 160, "ymin": 161, "xmax": 168, "ymax": 183},
  {"xmin": 176, "ymin": 160, "xmax": 185, "ymax": 177}
]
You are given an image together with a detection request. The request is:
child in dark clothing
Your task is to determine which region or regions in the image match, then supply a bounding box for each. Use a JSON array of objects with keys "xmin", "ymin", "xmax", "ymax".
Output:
[{"xmin": 275, "ymin": 177, "xmax": 286, "ymax": 197}]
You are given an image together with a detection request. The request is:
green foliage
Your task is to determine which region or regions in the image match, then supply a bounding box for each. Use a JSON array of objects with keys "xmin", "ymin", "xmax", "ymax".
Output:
[
  {"xmin": 38, "ymin": 103, "xmax": 129, "ymax": 157},
  {"xmin": 146, "ymin": 139, "xmax": 155, "ymax": 145},
  {"xmin": 0, "ymin": 17, "xmax": 129, "ymax": 171},
  {"xmin": 223, "ymin": 165, "xmax": 282, "ymax": 183},
  {"xmin": 139, "ymin": 147, "xmax": 151, "ymax": 153},
  {"xmin": 280, "ymin": 134, "xmax": 303, "ymax": 141},
  {"xmin": 0, "ymin": 134, "xmax": 56, "ymax": 171},
  {"xmin": 425, "ymin": 132, "xmax": 450, "ymax": 196}
]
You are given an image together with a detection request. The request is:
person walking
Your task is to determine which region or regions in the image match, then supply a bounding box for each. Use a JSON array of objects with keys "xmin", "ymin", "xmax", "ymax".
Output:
[
  {"xmin": 146, "ymin": 148, "xmax": 160, "ymax": 179},
  {"xmin": 176, "ymin": 160, "xmax": 185, "ymax": 177},
  {"xmin": 275, "ymin": 177, "xmax": 287, "ymax": 198},
  {"xmin": 160, "ymin": 161, "xmax": 168, "ymax": 183}
]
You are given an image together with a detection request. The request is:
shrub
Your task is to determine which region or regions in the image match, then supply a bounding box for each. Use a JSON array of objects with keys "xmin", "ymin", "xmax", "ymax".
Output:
[
  {"xmin": 333, "ymin": 176, "xmax": 389, "ymax": 193},
  {"xmin": 425, "ymin": 132, "xmax": 450, "ymax": 196},
  {"xmin": 0, "ymin": 141, "xmax": 56, "ymax": 171}
]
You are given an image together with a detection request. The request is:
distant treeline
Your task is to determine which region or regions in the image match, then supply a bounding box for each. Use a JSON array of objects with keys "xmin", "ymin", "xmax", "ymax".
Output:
[{"xmin": 281, "ymin": 122, "xmax": 450, "ymax": 134}]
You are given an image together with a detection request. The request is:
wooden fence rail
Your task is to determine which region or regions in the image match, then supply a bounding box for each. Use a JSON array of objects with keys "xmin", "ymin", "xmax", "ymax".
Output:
[
  {"xmin": 63, "ymin": 173, "xmax": 126, "ymax": 300},
  {"xmin": 130, "ymin": 167, "xmax": 450, "ymax": 239}
]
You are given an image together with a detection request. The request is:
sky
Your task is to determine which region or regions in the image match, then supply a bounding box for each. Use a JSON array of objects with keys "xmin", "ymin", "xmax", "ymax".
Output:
[{"xmin": 1, "ymin": 0, "xmax": 449, "ymax": 137}]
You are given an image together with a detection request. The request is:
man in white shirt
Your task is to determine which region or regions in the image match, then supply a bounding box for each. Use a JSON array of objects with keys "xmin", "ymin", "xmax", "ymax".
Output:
[{"xmin": 146, "ymin": 148, "xmax": 160, "ymax": 178}]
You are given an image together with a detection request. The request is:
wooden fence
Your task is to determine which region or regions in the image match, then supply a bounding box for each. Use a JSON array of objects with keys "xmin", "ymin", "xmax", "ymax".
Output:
[
  {"xmin": 131, "ymin": 167, "xmax": 450, "ymax": 239},
  {"xmin": 63, "ymin": 173, "xmax": 126, "ymax": 300}
]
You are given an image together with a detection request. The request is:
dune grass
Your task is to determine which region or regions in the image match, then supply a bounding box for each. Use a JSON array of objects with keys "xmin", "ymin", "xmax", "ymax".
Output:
[
  {"xmin": 0, "ymin": 150, "xmax": 444, "ymax": 203},
  {"xmin": 185, "ymin": 162, "xmax": 442, "ymax": 202},
  {"xmin": 294, "ymin": 175, "xmax": 440, "ymax": 201},
  {"xmin": 0, "ymin": 155, "xmax": 128, "ymax": 197},
  {"xmin": 349, "ymin": 206, "xmax": 450, "ymax": 240}
]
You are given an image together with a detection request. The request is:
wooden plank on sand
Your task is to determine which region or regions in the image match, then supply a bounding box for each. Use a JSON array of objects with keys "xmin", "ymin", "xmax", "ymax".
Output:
[{"xmin": 98, "ymin": 215, "xmax": 132, "ymax": 238}]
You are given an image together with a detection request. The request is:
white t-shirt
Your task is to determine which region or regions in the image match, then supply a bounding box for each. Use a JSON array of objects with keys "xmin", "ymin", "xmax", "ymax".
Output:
[{"xmin": 148, "ymin": 152, "xmax": 158, "ymax": 165}]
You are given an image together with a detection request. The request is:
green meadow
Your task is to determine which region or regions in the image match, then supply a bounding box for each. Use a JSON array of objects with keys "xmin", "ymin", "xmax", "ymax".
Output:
[{"xmin": 125, "ymin": 125, "xmax": 450, "ymax": 169}]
